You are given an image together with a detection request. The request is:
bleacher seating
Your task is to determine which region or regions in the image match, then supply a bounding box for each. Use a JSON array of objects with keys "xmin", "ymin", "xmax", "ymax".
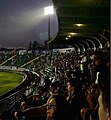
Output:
[{"xmin": 0, "ymin": 35, "xmax": 110, "ymax": 120}]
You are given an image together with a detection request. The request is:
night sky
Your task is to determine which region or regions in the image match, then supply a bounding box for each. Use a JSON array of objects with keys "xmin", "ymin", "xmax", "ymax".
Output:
[{"xmin": 0, "ymin": 0, "xmax": 58, "ymax": 48}]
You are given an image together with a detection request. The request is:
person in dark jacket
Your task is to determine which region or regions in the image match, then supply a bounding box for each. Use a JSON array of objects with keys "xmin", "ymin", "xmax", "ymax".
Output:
[
  {"xmin": 67, "ymin": 78, "xmax": 84, "ymax": 120},
  {"xmin": 92, "ymin": 50, "xmax": 109, "ymax": 85}
]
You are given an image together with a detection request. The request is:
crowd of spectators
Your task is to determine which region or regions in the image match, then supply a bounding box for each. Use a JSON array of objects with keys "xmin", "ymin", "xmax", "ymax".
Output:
[
  {"xmin": 0, "ymin": 51, "xmax": 13, "ymax": 64},
  {"xmin": 0, "ymin": 43, "xmax": 110, "ymax": 120}
]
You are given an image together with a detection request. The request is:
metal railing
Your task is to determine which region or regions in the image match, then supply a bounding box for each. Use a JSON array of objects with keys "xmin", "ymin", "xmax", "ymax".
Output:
[
  {"xmin": 0, "ymin": 70, "xmax": 40, "ymax": 114},
  {"xmin": 0, "ymin": 87, "xmax": 26, "ymax": 113}
]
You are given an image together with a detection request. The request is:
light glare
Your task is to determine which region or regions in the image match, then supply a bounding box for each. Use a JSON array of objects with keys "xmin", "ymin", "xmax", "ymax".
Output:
[
  {"xmin": 75, "ymin": 24, "xmax": 85, "ymax": 27},
  {"xmin": 44, "ymin": 6, "xmax": 54, "ymax": 15},
  {"xmin": 77, "ymin": 24, "xmax": 81, "ymax": 27},
  {"xmin": 69, "ymin": 32, "xmax": 76, "ymax": 35}
]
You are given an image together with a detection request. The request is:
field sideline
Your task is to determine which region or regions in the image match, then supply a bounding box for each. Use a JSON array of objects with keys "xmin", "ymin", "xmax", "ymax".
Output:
[{"xmin": 0, "ymin": 71, "xmax": 23, "ymax": 95}]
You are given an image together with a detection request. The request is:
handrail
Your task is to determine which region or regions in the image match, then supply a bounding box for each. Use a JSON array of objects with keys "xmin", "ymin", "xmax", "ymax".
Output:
[
  {"xmin": 0, "ymin": 69, "xmax": 41, "ymax": 114},
  {"xmin": 0, "ymin": 70, "xmax": 27, "ymax": 114},
  {"xmin": 0, "ymin": 87, "xmax": 26, "ymax": 113},
  {"xmin": 0, "ymin": 54, "xmax": 17, "ymax": 66}
]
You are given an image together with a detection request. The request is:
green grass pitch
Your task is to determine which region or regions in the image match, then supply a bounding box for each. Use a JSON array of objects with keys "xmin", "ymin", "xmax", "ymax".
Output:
[{"xmin": 0, "ymin": 71, "xmax": 23, "ymax": 95}]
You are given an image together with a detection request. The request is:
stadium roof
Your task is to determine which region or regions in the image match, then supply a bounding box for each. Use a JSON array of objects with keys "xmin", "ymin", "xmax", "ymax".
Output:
[{"xmin": 50, "ymin": 0, "xmax": 110, "ymax": 49}]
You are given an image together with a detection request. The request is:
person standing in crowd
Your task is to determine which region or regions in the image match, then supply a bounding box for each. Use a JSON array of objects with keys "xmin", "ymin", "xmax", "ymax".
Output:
[
  {"xmin": 48, "ymin": 80, "xmax": 62, "ymax": 95},
  {"xmin": 98, "ymin": 80, "xmax": 110, "ymax": 120},
  {"xmin": 67, "ymin": 78, "xmax": 85, "ymax": 120},
  {"xmin": 92, "ymin": 50, "xmax": 109, "ymax": 85},
  {"xmin": 37, "ymin": 86, "xmax": 50, "ymax": 105}
]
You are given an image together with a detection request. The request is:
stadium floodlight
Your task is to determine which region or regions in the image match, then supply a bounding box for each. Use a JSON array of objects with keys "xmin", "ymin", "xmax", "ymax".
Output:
[
  {"xmin": 44, "ymin": 6, "xmax": 54, "ymax": 15},
  {"xmin": 44, "ymin": 6, "xmax": 54, "ymax": 49}
]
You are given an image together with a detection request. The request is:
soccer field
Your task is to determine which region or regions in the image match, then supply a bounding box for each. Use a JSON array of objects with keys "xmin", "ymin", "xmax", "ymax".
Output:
[{"xmin": 0, "ymin": 71, "xmax": 23, "ymax": 95}]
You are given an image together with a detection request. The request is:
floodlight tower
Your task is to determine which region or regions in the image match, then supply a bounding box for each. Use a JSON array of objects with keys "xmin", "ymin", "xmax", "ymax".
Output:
[{"xmin": 44, "ymin": 6, "xmax": 54, "ymax": 50}]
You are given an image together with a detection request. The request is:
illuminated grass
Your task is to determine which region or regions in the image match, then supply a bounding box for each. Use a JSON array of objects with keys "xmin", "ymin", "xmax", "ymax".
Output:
[{"xmin": 0, "ymin": 71, "xmax": 23, "ymax": 95}]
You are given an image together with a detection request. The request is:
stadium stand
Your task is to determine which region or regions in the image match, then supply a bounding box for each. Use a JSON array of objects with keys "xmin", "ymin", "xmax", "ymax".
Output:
[{"xmin": 0, "ymin": 0, "xmax": 110, "ymax": 119}]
